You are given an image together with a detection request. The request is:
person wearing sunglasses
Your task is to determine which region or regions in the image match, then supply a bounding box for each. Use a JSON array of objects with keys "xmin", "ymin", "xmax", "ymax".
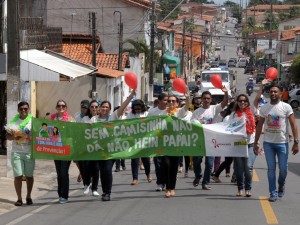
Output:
[
  {"xmin": 163, "ymin": 93, "xmax": 190, "ymax": 198},
  {"xmin": 191, "ymin": 87, "xmax": 228, "ymax": 191},
  {"xmin": 230, "ymin": 94, "xmax": 256, "ymax": 197},
  {"xmin": 6, "ymin": 101, "xmax": 35, "ymax": 206},
  {"xmin": 50, "ymin": 100, "xmax": 75, "ymax": 204},
  {"xmin": 77, "ymin": 100, "xmax": 102, "ymax": 197}
]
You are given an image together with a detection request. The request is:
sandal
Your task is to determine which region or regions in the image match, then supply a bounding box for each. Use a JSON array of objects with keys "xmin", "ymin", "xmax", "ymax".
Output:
[
  {"xmin": 26, "ymin": 198, "xmax": 33, "ymax": 205},
  {"xmin": 147, "ymin": 175, "xmax": 152, "ymax": 183},
  {"xmin": 14, "ymin": 199, "xmax": 23, "ymax": 206},
  {"xmin": 245, "ymin": 190, "xmax": 252, "ymax": 197},
  {"xmin": 236, "ymin": 190, "xmax": 243, "ymax": 197}
]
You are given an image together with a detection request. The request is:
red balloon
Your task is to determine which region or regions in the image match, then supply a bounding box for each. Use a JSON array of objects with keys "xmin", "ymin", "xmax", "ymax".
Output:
[
  {"xmin": 172, "ymin": 78, "xmax": 186, "ymax": 94},
  {"xmin": 210, "ymin": 74, "xmax": 223, "ymax": 89},
  {"xmin": 266, "ymin": 67, "xmax": 278, "ymax": 80},
  {"xmin": 124, "ymin": 72, "xmax": 138, "ymax": 90}
]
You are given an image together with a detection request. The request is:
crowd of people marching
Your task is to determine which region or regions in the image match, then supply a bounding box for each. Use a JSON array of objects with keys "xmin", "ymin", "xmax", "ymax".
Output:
[{"xmin": 5, "ymin": 78, "xmax": 298, "ymax": 206}]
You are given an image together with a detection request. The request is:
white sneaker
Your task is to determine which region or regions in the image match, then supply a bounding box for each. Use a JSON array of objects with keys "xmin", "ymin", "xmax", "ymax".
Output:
[
  {"xmin": 92, "ymin": 191, "xmax": 100, "ymax": 196},
  {"xmin": 83, "ymin": 184, "xmax": 91, "ymax": 195},
  {"xmin": 155, "ymin": 184, "xmax": 164, "ymax": 191}
]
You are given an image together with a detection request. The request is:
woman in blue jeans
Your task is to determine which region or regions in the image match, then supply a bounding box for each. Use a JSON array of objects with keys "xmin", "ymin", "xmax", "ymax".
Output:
[
  {"xmin": 126, "ymin": 99, "xmax": 152, "ymax": 185},
  {"xmin": 230, "ymin": 94, "xmax": 256, "ymax": 197}
]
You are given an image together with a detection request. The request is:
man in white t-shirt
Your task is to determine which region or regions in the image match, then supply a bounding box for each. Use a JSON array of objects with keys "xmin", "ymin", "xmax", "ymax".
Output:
[
  {"xmin": 254, "ymin": 85, "xmax": 299, "ymax": 202},
  {"xmin": 148, "ymin": 93, "xmax": 168, "ymax": 191},
  {"xmin": 191, "ymin": 87, "xmax": 228, "ymax": 190}
]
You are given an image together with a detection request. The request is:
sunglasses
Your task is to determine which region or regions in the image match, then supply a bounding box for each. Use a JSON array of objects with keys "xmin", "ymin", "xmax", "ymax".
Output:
[
  {"xmin": 57, "ymin": 105, "xmax": 66, "ymax": 108},
  {"xmin": 134, "ymin": 108, "xmax": 142, "ymax": 111},
  {"xmin": 168, "ymin": 100, "xmax": 177, "ymax": 103},
  {"xmin": 238, "ymin": 100, "xmax": 248, "ymax": 103},
  {"xmin": 81, "ymin": 106, "xmax": 88, "ymax": 109},
  {"xmin": 90, "ymin": 105, "xmax": 99, "ymax": 109},
  {"xmin": 19, "ymin": 107, "xmax": 29, "ymax": 111}
]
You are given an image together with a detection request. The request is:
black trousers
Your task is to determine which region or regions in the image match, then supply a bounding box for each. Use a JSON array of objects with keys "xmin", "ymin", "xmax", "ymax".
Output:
[
  {"xmin": 99, "ymin": 159, "xmax": 114, "ymax": 195},
  {"xmin": 80, "ymin": 160, "xmax": 99, "ymax": 191},
  {"xmin": 54, "ymin": 160, "xmax": 71, "ymax": 199},
  {"xmin": 163, "ymin": 156, "xmax": 179, "ymax": 190}
]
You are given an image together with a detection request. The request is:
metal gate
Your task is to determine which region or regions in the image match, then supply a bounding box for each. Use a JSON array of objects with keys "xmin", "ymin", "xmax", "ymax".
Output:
[{"xmin": 0, "ymin": 81, "xmax": 7, "ymax": 155}]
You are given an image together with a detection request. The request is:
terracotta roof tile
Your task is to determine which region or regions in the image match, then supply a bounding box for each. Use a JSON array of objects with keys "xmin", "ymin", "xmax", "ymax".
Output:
[
  {"xmin": 248, "ymin": 4, "xmax": 300, "ymax": 10},
  {"xmin": 62, "ymin": 43, "xmax": 129, "ymax": 71},
  {"xmin": 97, "ymin": 67, "xmax": 125, "ymax": 78}
]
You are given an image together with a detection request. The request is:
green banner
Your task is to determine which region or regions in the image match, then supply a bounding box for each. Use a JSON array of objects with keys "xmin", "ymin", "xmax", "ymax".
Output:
[{"xmin": 32, "ymin": 115, "xmax": 206, "ymax": 160}]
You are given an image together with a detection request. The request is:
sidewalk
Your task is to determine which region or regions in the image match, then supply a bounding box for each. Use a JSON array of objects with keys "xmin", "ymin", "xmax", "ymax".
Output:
[{"xmin": 0, "ymin": 156, "xmax": 79, "ymax": 215}]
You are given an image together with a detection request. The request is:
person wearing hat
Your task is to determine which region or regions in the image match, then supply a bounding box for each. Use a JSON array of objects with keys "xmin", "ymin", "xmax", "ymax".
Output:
[{"xmin": 74, "ymin": 100, "xmax": 90, "ymax": 183}]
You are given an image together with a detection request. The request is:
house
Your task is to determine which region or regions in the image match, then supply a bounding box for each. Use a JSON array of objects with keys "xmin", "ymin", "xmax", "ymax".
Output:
[{"xmin": 45, "ymin": 0, "xmax": 154, "ymax": 54}]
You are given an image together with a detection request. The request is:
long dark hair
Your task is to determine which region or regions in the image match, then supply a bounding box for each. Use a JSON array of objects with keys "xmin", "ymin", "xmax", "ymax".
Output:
[
  {"xmin": 88, "ymin": 100, "xmax": 99, "ymax": 118},
  {"xmin": 235, "ymin": 94, "xmax": 250, "ymax": 111},
  {"xmin": 223, "ymin": 101, "xmax": 235, "ymax": 118},
  {"xmin": 131, "ymin": 99, "xmax": 147, "ymax": 114}
]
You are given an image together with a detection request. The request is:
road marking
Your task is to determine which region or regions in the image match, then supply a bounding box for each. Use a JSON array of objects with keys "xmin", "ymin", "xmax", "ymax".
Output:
[
  {"xmin": 6, "ymin": 189, "xmax": 78, "ymax": 225},
  {"xmin": 253, "ymin": 169, "xmax": 259, "ymax": 182},
  {"xmin": 259, "ymin": 196, "xmax": 279, "ymax": 224}
]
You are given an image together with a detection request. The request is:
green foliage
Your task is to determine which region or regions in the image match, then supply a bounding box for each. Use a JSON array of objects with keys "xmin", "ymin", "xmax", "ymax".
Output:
[
  {"xmin": 232, "ymin": 4, "xmax": 242, "ymax": 23},
  {"xmin": 157, "ymin": 0, "xmax": 181, "ymax": 20},
  {"xmin": 223, "ymin": 1, "xmax": 237, "ymax": 6},
  {"xmin": 290, "ymin": 54, "xmax": 300, "ymax": 83},
  {"xmin": 123, "ymin": 39, "xmax": 161, "ymax": 72}
]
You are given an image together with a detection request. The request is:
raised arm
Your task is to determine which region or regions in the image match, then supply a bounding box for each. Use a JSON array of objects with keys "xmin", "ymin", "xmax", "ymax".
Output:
[
  {"xmin": 220, "ymin": 85, "xmax": 229, "ymax": 109},
  {"xmin": 117, "ymin": 90, "xmax": 136, "ymax": 118},
  {"xmin": 253, "ymin": 79, "xmax": 270, "ymax": 109}
]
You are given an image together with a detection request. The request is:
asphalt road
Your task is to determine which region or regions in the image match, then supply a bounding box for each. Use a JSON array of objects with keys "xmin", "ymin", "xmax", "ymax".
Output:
[{"xmin": 1, "ymin": 22, "xmax": 300, "ymax": 225}]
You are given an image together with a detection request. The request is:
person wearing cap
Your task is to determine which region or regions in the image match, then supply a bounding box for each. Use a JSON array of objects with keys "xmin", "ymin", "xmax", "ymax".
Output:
[
  {"xmin": 190, "ymin": 92, "xmax": 202, "ymax": 112},
  {"xmin": 74, "ymin": 100, "xmax": 90, "ymax": 183}
]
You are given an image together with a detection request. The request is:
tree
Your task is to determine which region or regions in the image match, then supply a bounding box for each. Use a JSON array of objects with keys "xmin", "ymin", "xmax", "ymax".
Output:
[
  {"xmin": 157, "ymin": 0, "xmax": 181, "ymax": 20},
  {"xmin": 232, "ymin": 4, "xmax": 242, "ymax": 23},
  {"xmin": 123, "ymin": 39, "xmax": 160, "ymax": 72},
  {"xmin": 224, "ymin": 0, "xmax": 237, "ymax": 6},
  {"xmin": 290, "ymin": 54, "xmax": 300, "ymax": 83}
]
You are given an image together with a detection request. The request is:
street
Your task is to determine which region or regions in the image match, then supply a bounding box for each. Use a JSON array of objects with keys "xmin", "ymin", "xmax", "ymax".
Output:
[{"xmin": 1, "ymin": 21, "xmax": 300, "ymax": 225}]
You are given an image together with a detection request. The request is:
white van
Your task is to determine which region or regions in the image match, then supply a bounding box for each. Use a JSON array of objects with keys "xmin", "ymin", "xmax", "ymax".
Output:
[{"xmin": 238, "ymin": 58, "xmax": 247, "ymax": 68}]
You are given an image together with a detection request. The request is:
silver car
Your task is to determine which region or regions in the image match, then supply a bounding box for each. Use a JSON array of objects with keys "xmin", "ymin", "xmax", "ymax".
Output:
[{"xmin": 289, "ymin": 88, "xmax": 300, "ymax": 108}]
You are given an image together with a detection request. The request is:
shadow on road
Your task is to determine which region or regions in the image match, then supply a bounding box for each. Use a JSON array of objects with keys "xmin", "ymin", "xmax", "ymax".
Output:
[{"xmin": 289, "ymin": 162, "xmax": 300, "ymax": 176}]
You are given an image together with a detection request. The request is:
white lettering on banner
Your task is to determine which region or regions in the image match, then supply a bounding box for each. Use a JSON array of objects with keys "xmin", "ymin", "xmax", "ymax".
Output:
[
  {"xmin": 113, "ymin": 119, "xmax": 168, "ymax": 137},
  {"xmin": 134, "ymin": 136, "xmax": 159, "ymax": 149},
  {"xmin": 172, "ymin": 120, "xmax": 192, "ymax": 131},
  {"xmin": 107, "ymin": 139, "xmax": 130, "ymax": 152},
  {"xmin": 84, "ymin": 127, "xmax": 109, "ymax": 140},
  {"xmin": 163, "ymin": 134, "xmax": 195, "ymax": 147}
]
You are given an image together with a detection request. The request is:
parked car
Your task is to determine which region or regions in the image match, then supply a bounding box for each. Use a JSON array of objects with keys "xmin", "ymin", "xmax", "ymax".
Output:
[
  {"xmin": 237, "ymin": 58, "xmax": 248, "ymax": 68},
  {"xmin": 210, "ymin": 61, "xmax": 219, "ymax": 68},
  {"xmin": 289, "ymin": 88, "xmax": 300, "ymax": 108},
  {"xmin": 215, "ymin": 46, "xmax": 221, "ymax": 51},
  {"xmin": 219, "ymin": 59, "xmax": 227, "ymax": 66},
  {"xmin": 227, "ymin": 59, "xmax": 236, "ymax": 67},
  {"xmin": 226, "ymin": 30, "xmax": 233, "ymax": 35},
  {"xmin": 229, "ymin": 57, "xmax": 237, "ymax": 63},
  {"xmin": 256, "ymin": 73, "xmax": 265, "ymax": 84},
  {"xmin": 244, "ymin": 65, "xmax": 254, "ymax": 74}
]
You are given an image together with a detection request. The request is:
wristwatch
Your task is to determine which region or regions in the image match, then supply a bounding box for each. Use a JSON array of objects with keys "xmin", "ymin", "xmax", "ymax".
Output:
[{"xmin": 294, "ymin": 139, "xmax": 299, "ymax": 144}]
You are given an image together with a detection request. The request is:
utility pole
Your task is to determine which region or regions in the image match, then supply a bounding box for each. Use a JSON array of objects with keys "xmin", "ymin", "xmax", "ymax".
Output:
[
  {"xmin": 190, "ymin": 32, "xmax": 193, "ymax": 80},
  {"xmin": 114, "ymin": 11, "xmax": 123, "ymax": 71},
  {"xmin": 149, "ymin": 1, "xmax": 156, "ymax": 101},
  {"xmin": 181, "ymin": 18, "xmax": 186, "ymax": 82},
  {"xmin": 91, "ymin": 12, "xmax": 97, "ymax": 99},
  {"xmin": 268, "ymin": 3, "xmax": 273, "ymax": 68},
  {"xmin": 7, "ymin": 0, "xmax": 20, "ymax": 177}
]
